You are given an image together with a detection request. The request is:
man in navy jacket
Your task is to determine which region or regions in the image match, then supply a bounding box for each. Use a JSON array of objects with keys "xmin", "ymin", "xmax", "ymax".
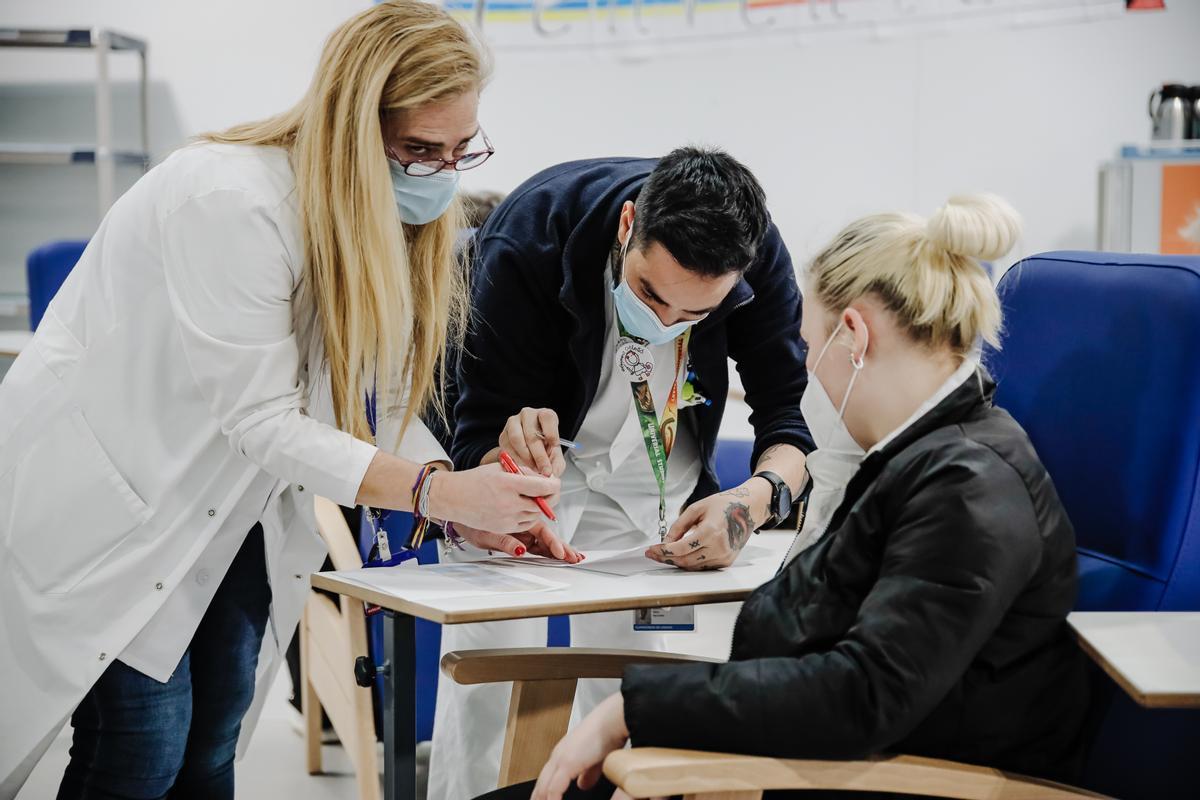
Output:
[{"xmin": 429, "ymin": 148, "xmax": 813, "ymax": 800}]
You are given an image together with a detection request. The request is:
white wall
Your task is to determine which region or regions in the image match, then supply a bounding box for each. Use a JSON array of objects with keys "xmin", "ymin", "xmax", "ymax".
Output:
[{"xmin": 1, "ymin": 1, "xmax": 1196, "ymax": 305}]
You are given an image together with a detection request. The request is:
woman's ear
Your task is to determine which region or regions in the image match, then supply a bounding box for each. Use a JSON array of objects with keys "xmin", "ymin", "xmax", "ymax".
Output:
[{"xmin": 842, "ymin": 306, "xmax": 869, "ymax": 364}]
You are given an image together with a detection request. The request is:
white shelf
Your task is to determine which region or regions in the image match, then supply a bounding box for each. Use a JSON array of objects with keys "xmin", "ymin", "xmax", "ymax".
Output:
[
  {"xmin": 0, "ymin": 143, "xmax": 149, "ymax": 167},
  {"xmin": 0, "ymin": 27, "xmax": 150, "ymax": 216},
  {"xmin": 0, "ymin": 27, "xmax": 146, "ymax": 53}
]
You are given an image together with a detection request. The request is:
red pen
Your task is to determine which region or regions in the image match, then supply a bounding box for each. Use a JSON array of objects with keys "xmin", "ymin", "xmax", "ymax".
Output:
[{"xmin": 498, "ymin": 451, "xmax": 557, "ymax": 522}]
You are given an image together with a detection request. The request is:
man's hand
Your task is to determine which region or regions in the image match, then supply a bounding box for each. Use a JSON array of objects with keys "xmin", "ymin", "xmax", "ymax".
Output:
[
  {"xmin": 495, "ymin": 406, "xmax": 567, "ymax": 478},
  {"xmin": 645, "ymin": 479, "xmax": 770, "ymax": 570},
  {"xmin": 452, "ymin": 521, "xmax": 584, "ymax": 563}
]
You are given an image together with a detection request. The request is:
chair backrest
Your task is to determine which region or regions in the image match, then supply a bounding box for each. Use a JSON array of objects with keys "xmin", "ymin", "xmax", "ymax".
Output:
[
  {"xmin": 986, "ymin": 251, "xmax": 1200, "ymax": 799},
  {"xmin": 714, "ymin": 438, "xmax": 755, "ymax": 491},
  {"xmin": 987, "ymin": 251, "xmax": 1200, "ymax": 613},
  {"xmin": 26, "ymin": 240, "xmax": 87, "ymax": 330}
]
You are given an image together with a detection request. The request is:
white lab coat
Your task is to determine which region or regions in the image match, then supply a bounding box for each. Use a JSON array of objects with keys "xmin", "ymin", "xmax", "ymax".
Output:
[{"xmin": 0, "ymin": 142, "xmax": 446, "ymax": 796}]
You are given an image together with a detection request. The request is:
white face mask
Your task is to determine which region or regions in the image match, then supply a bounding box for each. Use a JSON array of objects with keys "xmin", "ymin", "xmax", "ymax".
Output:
[
  {"xmin": 787, "ymin": 321, "xmax": 867, "ymax": 563},
  {"xmin": 800, "ymin": 320, "xmax": 866, "ymax": 459}
]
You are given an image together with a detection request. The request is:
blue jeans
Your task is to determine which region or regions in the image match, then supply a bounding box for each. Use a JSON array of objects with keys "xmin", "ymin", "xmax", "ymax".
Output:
[{"xmin": 57, "ymin": 525, "xmax": 272, "ymax": 800}]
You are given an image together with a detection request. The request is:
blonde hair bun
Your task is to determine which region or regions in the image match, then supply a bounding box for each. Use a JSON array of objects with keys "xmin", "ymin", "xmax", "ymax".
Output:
[{"xmin": 926, "ymin": 193, "xmax": 1021, "ymax": 262}]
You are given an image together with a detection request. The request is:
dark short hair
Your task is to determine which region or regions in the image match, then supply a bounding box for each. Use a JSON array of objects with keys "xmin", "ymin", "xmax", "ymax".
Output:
[{"xmin": 631, "ymin": 146, "xmax": 769, "ymax": 277}]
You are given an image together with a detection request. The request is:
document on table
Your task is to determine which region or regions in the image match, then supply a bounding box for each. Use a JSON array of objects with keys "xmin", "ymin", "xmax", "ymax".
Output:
[
  {"xmin": 331, "ymin": 561, "xmax": 568, "ymax": 601},
  {"xmin": 493, "ymin": 543, "xmax": 774, "ymax": 577}
]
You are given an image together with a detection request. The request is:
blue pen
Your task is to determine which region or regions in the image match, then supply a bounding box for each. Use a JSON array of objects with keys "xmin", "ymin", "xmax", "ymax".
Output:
[{"xmin": 537, "ymin": 431, "xmax": 580, "ymax": 449}]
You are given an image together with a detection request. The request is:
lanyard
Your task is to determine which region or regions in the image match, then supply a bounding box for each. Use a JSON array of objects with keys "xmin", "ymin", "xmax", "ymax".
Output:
[{"xmin": 616, "ymin": 323, "xmax": 691, "ymax": 541}]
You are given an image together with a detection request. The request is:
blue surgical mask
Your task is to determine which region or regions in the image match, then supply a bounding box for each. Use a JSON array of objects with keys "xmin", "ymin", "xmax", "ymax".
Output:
[
  {"xmin": 389, "ymin": 162, "xmax": 460, "ymax": 225},
  {"xmin": 610, "ymin": 231, "xmax": 702, "ymax": 345}
]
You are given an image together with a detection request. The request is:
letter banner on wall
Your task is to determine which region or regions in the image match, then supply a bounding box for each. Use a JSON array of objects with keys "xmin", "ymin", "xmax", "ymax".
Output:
[{"xmin": 436, "ymin": 0, "xmax": 1128, "ymax": 52}]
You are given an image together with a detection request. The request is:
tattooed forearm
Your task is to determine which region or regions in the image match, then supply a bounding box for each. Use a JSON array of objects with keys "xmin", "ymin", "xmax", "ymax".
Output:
[
  {"xmin": 720, "ymin": 486, "xmax": 752, "ymax": 498},
  {"xmin": 725, "ymin": 502, "xmax": 753, "ymax": 551},
  {"xmin": 756, "ymin": 443, "xmax": 789, "ymax": 466}
]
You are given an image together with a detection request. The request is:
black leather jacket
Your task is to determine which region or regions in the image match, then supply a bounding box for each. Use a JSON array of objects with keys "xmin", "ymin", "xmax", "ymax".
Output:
[{"xmin": 622, "ymin": 371, "xmax": 1091, "ymax": 784}]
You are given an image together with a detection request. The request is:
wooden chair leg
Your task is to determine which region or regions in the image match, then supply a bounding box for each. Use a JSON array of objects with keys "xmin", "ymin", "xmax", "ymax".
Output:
[
  {"xmin": 497, "ymin": 678, "xmax": 579, "ymax": 788},
  {"xmin": 301, "ymin": 603, "xmax": 323, "ymax": 775}
]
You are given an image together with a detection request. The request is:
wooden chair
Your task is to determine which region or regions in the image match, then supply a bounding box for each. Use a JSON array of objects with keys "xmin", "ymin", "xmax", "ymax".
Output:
[
  {"xmin": 441, "ymin": 647, "xmax": 1113, "ymax": 800},
  {"xmin": 303, "ymin": 496, "xmax": 380, "ymax": 800}
]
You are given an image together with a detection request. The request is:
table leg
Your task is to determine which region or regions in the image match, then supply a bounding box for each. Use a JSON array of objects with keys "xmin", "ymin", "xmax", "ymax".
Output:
[{"xmin": 383, "ymin": 611, "xmax": 416, "ymax": 800}]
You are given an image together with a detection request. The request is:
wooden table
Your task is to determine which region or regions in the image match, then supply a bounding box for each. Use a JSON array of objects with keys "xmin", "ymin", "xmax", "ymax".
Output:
[
  {"xmin": 311, "ymin": 530, "xmax": 794, "ymax": 800},
  {"xmin": 1067, "ymin": 611, "xmax": 1200, "ymax": 709}
]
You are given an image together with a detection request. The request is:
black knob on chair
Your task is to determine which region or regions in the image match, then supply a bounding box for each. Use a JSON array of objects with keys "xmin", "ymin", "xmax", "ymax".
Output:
[{"xmin": 354, "ymin": 656, "xmax": 376, "ymax": 688}]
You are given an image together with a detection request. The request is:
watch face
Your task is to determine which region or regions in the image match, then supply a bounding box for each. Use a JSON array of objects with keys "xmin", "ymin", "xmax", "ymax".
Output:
[{"xmin": 777, "ymin": 483, "xmax": 793, "ymax": 519}]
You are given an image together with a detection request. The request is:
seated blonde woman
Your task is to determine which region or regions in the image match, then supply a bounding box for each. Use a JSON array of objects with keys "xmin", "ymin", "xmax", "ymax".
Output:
[{"xmin": 481, "ymin": 195, "xmax": 1091, "ymax": 800}]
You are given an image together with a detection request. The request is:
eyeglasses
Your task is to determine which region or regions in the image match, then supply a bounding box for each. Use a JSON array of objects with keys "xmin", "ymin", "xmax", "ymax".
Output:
[{"xmin": 386, "ymin": 128, "xmax": 495, "ymax": 177}]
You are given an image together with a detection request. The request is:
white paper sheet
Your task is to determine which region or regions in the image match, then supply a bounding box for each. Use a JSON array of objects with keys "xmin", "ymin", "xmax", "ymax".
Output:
[
  {"xmin": 331, "ymin": 561, "xmax": 568, "ymax": 601},
  {"xmin": 494, "ymin": 543, "xmax": 774, "ymax": 577}
]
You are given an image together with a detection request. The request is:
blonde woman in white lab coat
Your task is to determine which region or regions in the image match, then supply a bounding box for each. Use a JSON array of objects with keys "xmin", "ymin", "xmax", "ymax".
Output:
[{"xmin": 0, "ymin": 3, "xmax": 567, "ymax": 797}]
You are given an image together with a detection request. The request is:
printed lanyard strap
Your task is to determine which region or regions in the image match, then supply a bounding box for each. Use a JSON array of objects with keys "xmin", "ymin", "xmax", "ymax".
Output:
[{"xmin": 617, "ymin": 323, "xmax": 690, "ymax": 541}]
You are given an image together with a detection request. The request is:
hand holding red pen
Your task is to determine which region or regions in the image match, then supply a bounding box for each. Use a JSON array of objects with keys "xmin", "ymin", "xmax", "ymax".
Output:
[{"xmin": 499, "ymin": 451, "xmax": 558, "ymax": 521}]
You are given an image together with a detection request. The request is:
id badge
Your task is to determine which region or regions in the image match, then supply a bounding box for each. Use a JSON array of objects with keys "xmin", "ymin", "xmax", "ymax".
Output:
[{"xmin": 633, "ymin": 605, "xmax": 695, "ymax": 632}]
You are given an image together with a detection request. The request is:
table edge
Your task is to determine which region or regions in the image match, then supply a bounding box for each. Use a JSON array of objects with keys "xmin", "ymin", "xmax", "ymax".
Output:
[
  {"xmin": 1069, "ymin": 622, "xmax": 1200, "ymax": 709},
  {"xmin": 311, "ymin": 572, "xmax": 755, "ymax": 624}
]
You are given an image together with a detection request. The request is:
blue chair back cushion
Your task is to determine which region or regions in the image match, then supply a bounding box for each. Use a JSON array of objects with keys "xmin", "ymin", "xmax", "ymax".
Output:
[
  {"xmin": 988, "ymin": 251, "xmax": 1200, "ymax": 612},
  {"xmin": 714, "ymin": 438, "xmax": 755, "ymax": 491},
  {"xmin": 26, "ymin": 240, "xmax": 87, "ymax": 330}
]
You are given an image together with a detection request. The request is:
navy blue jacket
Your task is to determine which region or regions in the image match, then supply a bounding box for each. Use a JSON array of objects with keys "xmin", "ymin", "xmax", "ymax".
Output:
[{"xmin": 451, "ymin": 157, "xmax": 813, "ymax": 503}]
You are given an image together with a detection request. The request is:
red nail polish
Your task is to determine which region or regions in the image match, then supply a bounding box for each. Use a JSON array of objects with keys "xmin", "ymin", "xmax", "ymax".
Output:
[{"xmin": 515, "ymin": 545, "xmax": 526, "ymax": 557}]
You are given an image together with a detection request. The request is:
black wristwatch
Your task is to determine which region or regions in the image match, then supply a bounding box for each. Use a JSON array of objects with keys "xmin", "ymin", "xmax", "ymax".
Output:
[{"xmin": 753, "ymin": 470, "xmax": 793, "ymax": 530}]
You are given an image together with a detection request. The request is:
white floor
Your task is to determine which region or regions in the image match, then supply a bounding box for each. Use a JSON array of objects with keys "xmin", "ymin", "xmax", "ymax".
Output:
[{"xmin": 16, "ymin": 603, "xmax": 739, "ymax": 799}]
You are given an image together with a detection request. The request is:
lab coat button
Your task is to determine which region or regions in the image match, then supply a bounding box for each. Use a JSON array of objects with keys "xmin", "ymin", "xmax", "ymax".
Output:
[
  {"xmin": 298, "ymin": 485, "xmax": 304, "ymax": 492},
  {"xmin": 587, "ymin": 474, "xmax": 606, "ymax": 490},
  {"xmin": 196, "ymin": 569, "xmax": 210, "ymax": 586},
  {"xmin": 207, "ymin": 509, "xmax": 215, "ymax": 517},
  {"xmin": 155, "ymin": 582, "xmax": 163, "ymax": 590},
  {"xmin": 99, "ymin": 653, "xmax": 106, "ymax": 661}
]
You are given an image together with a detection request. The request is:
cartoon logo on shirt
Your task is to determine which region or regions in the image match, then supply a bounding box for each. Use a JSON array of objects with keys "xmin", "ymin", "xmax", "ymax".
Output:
[{"xmin": 616, "ymin": 338, "xmax": 654, "ymax": 383}]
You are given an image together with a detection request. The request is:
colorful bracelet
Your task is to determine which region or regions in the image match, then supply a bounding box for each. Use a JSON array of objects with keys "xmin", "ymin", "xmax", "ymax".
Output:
[{"xmin": 409, "ymin": 465, "xmax": 441, "ymax": 549}]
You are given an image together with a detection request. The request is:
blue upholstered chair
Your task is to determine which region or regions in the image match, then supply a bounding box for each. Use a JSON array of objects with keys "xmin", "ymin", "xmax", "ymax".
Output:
[
  {"xmin": 713, "ymin": 438, "xmax": 756, "ymax": 491},
  {"xmin": 987, "ymin": 250, "xmax": 1200, "ymax": 799},
  {"xmin": 26, "ymin": 239, "xmax": 88, "ymax": 330}
]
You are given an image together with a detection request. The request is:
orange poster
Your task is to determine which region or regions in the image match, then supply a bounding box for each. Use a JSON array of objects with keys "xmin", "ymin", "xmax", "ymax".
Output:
[{"xmin": 1161, "ymin": 163, "xmax": 1200, "ymax": 255}]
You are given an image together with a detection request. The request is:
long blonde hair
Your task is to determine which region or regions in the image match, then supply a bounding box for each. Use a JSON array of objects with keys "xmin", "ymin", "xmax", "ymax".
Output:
[
  {"xmin": 202, "ymin": 0, "xmax": 484, "ymax": 443},
  {"xmin": 806, "ymin": 194, "xmax": 1020, "ymax": 354}
]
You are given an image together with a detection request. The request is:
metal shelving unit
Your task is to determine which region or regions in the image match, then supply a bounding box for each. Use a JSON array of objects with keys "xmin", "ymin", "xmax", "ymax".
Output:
[{"xmin": 0, "ymin": 27, "xmax": 150, "ymax": 217}]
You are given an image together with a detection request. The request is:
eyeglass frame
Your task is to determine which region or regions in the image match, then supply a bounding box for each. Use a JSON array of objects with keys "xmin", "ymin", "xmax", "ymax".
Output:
[{"xmin": 384, "ymin": 127, "xmax": 495, "ymax": 177}]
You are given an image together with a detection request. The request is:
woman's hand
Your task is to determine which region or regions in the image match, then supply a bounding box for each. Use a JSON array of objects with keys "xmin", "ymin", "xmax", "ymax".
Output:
[
  {"xmin": 497, "ymin": 407, "xmax": 567, "ymax": 478},
  {"xmin": 428, "ymin": 462, "xmax": 560, "ymax": 533},
  {"xmin": 452, "ymin": 521, "xmax": 585, "ymax": 563},
  {"xmin": 532, "ymin": 692, "xmax": 629, "ymax": 800},
  {"xmin": 645, "ymin": 479, "xmax": 769, "ymax": 570}
]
